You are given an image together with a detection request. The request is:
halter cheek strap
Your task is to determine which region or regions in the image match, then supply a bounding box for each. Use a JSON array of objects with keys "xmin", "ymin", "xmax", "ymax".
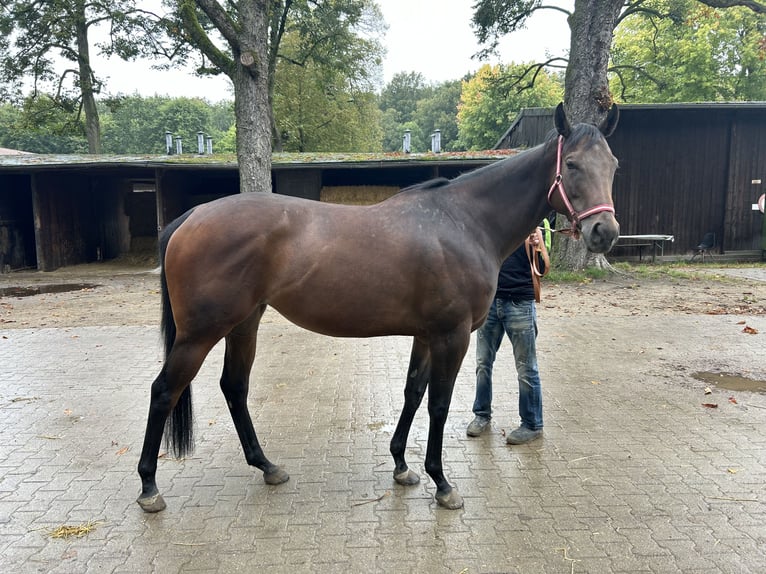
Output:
[{"xmin": 547, "ymin": 135, "xmax": 614, "ymax": 238}]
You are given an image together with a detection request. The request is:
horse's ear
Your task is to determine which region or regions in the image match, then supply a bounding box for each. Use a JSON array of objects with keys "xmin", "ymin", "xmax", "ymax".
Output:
[
  {"xmin": 599, "ymin": 104, "xmax": 619, "ymax": 137},
  {"xmin": 554, "ymin": 103, "xmax": 571, "ymax": 138}
]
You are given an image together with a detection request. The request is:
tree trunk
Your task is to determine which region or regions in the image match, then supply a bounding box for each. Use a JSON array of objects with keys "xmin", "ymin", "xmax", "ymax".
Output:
[
  {"xmin": 233, "ymin": 1, "xmax": 272, "ymax": 193},
  {"xmin": 74, "ymin": 10, "xmax": 101, "ymax": 154},
  {"xmin": 557, "ymin": 0, "xmax": 623, "ymax": 269}
]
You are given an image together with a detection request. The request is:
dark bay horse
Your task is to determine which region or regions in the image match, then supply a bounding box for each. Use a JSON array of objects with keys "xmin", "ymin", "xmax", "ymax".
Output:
[{"xmin": 137, "ymin": 103, "xmax": 620, "ymax": 513}]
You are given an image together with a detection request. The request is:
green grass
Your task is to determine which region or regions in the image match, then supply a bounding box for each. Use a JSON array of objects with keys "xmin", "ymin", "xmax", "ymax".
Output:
[{"xmin": 547, "ymin": 260, "xmax": 766, "ymax": 283}]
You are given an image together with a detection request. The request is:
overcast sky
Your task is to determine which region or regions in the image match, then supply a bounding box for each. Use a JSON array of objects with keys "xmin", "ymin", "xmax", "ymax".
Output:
[{"xmin": 91, "ymin": 0, "xmax": 571, "ymax": 101}]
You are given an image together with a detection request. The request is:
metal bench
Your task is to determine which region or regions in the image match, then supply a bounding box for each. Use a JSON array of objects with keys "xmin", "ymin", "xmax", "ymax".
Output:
[{"xmin": 615, "ymin": 235, "xmax": 675, "ymax": 262}]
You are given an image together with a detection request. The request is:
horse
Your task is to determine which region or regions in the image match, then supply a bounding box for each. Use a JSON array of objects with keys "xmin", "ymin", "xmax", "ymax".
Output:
[{"xmin": 136, "ymin": 103, "xmax": 620, "ymax": 513}]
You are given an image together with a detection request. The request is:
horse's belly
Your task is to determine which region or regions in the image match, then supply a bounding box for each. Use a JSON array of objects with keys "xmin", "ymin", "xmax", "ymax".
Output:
[{"xmin": 270, "ymin": 290, "xmax": 420, "ymax": 338}]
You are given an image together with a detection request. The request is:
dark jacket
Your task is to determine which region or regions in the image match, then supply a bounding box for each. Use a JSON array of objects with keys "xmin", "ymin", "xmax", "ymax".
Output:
[{"xmin": 495, "ymin": 244, "xmax": 537, "ymax": 302}]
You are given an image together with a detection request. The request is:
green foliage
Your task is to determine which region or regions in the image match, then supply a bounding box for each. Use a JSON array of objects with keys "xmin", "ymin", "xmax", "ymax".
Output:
[
  {"xmin": 456, "ymin": 63, "xmax": 563, "ymax": 150},
  {"xmin": 0, "ymin": 97, "xmax": 87, "ymax": 153},
  {"xmin": 0, "ymin": 95, "xmax": 235, "ymax": 154},
  {"xmin": 272, "ymin": 29, "xmax": 383, "ymax": 152},
  {"xmin": 611, "ymin": 0, "xmax": 766, "ymax": 102},
  {"xmin": 283, "ymin": 0, "xmax": 385, "ymax": 92},
  {"xmin": 379, "ymin": 73, "xmax": 462, "ymax": 152},
  {"xmin": 414, "ymin": 80, "xmax": 462, "ymax": 152},
  {"xmin": 216, "ymin": 124, "xmax": 237, "ymax": 153},
  {"xmin": 99, "ymin": 95, "xmax": 235, "ymax": 154},
  {"xmin": 0, "ymin": 0, "xmax": 168, "ymax": 151},
  {"xmin": 379, "ymin": 72, "xmax": 432, "ymax": 124}
]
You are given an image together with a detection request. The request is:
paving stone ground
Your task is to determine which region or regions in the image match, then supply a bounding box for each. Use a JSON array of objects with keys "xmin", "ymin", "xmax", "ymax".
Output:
[{"xmin": 1, "ymin": 276, "xmax": 766, "ymax": 573}]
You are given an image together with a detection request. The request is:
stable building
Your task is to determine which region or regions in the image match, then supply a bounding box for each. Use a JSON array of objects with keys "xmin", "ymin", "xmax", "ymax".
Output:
[{"xmin": 0, "ymin": 151, "xmax": 514, "ymax": 271}]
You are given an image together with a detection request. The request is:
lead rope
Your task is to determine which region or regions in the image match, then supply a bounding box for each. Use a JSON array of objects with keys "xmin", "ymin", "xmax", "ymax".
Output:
[{"xmin": 525, "ymin": 228, "xmax": 550, "ymax": 303}]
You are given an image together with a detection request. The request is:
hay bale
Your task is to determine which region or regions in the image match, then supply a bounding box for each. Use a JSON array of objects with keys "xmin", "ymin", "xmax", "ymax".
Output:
[{"xmin": 320, "ymin": 186, "xmax": 399, "ymax": 206}]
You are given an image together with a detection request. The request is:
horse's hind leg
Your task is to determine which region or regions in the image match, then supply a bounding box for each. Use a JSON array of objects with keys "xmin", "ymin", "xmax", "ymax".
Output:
[
  {"xmin": 221, "ymin": 305, "xmax": 289, "ymax": 485},
  {"xmin": 137, "ymin": 338, "xmax": 213, "ymax": 512},
  {"xmin": 390, "ymin": 337, "xmax": 431, "ymax": 487}
]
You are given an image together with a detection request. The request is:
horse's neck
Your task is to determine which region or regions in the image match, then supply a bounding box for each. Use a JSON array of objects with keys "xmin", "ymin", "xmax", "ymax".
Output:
[{"xmin": 459, "ymin": 144, "xmax": 554, "ymax": 262}]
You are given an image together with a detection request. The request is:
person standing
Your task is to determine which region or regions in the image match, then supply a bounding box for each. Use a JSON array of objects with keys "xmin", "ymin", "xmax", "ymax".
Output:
[{"xmin": 466, "ymin": 225, "xmax": 549, "ymax": 444}]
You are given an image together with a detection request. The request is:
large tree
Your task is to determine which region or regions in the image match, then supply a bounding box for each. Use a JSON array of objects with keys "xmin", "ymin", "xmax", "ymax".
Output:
[
  {"xmin": 472, "ymin": 0, "xmax": 766, "ymax": 269},
  {"xmin": 172, "ymin": 0, "xmax": 271, "ymax": 192},
  {"xmin": 0, "ymin": 0, "xmax": 165, "ymax": 153},
  {"xmin": 171, "ymin": 0, "xmax": 383, "ymax": 192}
]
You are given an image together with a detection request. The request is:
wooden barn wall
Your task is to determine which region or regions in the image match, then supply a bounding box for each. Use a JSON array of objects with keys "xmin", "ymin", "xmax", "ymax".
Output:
[
  {"xmin": 609, "ymin": 108, "xmax": 765, "ymax": 255},
  {"xmin": 33, "ymin": 172, "xmax": 96, "ymax": 270},
  {"xmin": 31, "ymin": 172, "xmax": 127, "ymax": 271},
  {"xmin": 608, "ymin": 109, "xmax": 731, "ymax": 254},
  {"xmin": 0, "ymin": 174, "xmax": 35, "ymax": 270},
  {"xmin": 274, "ymin": 169, "xmax": 322, "ymax": 200},
  {"xmin": 97, "ymin": 176, "xmax": 130, "ymax": 260},
  {"xmin": 125, "ymin": 186, "xmax": 158, "ymax": 254},
  {"xmin": 499, "ymin": 112, "xmax": 554, "ymax": 149},
  {"xmin": 725, "ymin": 113, "xmax": 766, "ymax": 251},
  {"xmin": 155, "ymin": 169, "xmax": 239, "ymax": 228}
]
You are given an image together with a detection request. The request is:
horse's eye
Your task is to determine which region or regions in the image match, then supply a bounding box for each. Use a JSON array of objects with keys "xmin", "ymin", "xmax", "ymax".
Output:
[{"xmin": 566, "ymin": 159, "xmax": 578, "ymax": 170}]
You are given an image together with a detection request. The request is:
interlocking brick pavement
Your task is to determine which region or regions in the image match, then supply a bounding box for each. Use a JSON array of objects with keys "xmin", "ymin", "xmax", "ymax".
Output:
[{"xmin": 1, "ymin": 299, "xmax": 765, "ymax": 572}]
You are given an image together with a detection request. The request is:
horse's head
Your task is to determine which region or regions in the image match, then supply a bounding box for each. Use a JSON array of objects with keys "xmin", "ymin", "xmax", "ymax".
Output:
[{"xmin": 547, "ymin": 103, "xmax": 620, "ymax": 254}]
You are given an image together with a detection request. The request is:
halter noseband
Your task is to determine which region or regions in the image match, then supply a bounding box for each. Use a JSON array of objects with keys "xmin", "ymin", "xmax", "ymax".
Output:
[{"xmin": 547, "ymin": 135, "xmax": 614, "ymax": 238}]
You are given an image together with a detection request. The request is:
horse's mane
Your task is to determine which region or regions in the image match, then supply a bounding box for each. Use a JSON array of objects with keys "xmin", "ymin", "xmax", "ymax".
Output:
[
  {"xmin": 399, "ymin": 177, "xmax": 450, "ymax": 192},
  {"xmin": 399, "ymin": 123, "xmax": 606, "ymax": 192}
]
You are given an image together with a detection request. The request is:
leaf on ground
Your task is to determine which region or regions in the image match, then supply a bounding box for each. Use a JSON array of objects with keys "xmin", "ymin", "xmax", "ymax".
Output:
[
  {"xmin": 742, "ymin": 325, "xmax": 758, "ymax": 334},
  {"xmin": 702, "ymin": 403, "xmax": 719, "ymax": 408}
]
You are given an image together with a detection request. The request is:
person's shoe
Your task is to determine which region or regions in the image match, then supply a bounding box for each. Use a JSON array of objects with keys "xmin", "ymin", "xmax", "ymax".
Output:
[
  {"xmin": 466, "ymin": 416, "xmax": 490, "ymax": 437},
  {"xmin": 506, "ymin": 426, "xmax": 542, "ymax": 445}
]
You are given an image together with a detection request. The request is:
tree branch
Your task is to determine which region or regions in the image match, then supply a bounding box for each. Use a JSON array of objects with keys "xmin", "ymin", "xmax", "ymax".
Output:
[
  {"xmin": 697, "ymin": 0, "xmax": 765, "ymax": 13},
  {"xmin": 609, "ymin": 63, "xmax": 667, "ymax": 100},
  {"xmin": 506, "ymin": 57, "xmax": 569, "ymax": 92},
  {"xmin": 194, "ymin": 0, "xmax": 240, "ymax": 45},
  {"xmin": 178, "ymin": 0, "xmax": 234, "ymax": 76}
]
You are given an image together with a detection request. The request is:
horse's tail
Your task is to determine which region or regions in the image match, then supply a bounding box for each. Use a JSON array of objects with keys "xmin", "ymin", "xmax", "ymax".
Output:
[{"xmin": 158, "ymin": 208, "xmax": 196, "ymax": 458}]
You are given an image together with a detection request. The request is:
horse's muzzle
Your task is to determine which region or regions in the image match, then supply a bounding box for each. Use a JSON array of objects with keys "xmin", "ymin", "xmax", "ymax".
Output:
[{"xmin": 581, "ymin": 215, "xmax": 620, "ymax": 254}]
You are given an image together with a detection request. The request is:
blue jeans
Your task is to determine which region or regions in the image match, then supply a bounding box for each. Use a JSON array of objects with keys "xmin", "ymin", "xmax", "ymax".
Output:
[{"xmin": 473, "ymin": 298, "xmax": 543, "ymax": 430}]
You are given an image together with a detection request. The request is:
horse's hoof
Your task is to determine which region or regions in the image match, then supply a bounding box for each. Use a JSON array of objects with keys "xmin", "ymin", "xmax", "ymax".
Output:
[
  {"xmin": 435, "ymin": 488, "xmax": 463, "ymax": 509},
  {"xmin": 393, "ymin": 468, "xmax": 420, "ymax": 486},
  {"xmin": 263, "ymin": 467, "xmax": 290, "ymax": 485},
  {"xmin": 137, "ymin": 492, "xmax": 167, "ymax": 513}
]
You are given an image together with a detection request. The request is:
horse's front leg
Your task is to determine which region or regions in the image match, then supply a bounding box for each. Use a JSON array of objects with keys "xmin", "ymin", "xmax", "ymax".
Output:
[
  {"xmin": 424, "ymin": 328, "xmax": 471, "ymax": 509},
  {"xmin": 221, "ymin": 308, "xmax": 289, "ymax": 486},
  {"xmin": 390, "ymin": 337, "xmax": 431, "ymax": 487}
]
